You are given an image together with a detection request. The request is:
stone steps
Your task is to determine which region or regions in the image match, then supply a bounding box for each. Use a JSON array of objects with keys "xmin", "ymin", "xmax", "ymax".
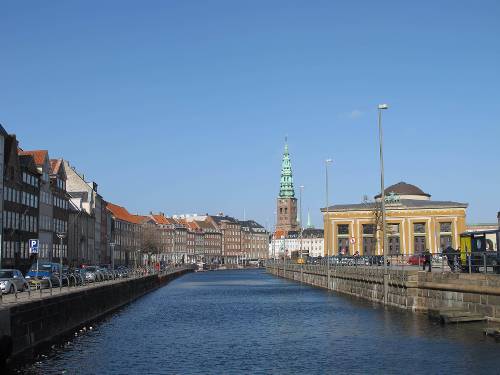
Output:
[
  {"xmin": 429, "ymin": 307, "xmax": 485, "ymax": 324},
  {"xmin": 484, "ymin": 327, "xmax": 500, "ymax": 340}
]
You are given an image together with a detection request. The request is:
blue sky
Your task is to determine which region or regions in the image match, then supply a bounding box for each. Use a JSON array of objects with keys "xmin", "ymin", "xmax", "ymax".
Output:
[{"xmin": 1, "ymin": 1, "xmax": 499, "ymax": 228}]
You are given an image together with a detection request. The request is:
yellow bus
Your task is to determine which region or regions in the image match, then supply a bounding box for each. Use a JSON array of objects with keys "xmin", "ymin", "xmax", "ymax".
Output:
[{"xmin": 460, "ymin": 229, "xmax": 500, "ymax": 272}]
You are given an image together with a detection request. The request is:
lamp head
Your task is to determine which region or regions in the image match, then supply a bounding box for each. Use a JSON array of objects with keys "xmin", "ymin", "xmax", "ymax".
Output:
[{"xmin": 378, "ymin": 104, "xmax": 389, "ymax": 110}]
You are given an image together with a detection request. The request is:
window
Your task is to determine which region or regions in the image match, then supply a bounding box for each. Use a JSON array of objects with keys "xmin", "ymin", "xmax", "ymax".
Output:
[
  {"xmin": 440, "ymin": 222, "xmax": 452, "ymax": 233},
  {"xmin": 337, "ymin": 224, "xmax": 349, "ymax": 235},
  {"xmin": 363, "ymin": 224, "xmax": 375, "ymax": 235},
  {"xmin": 414, "ymin": 223, "xmax": 426, "ymax": 234},
  {"xmin": 387, "ymin": 223, "xmax": 400, "ymax": 235},
  {"xmin": 389, "ymin": 236, "xmax": 400, "ymax": 255}
]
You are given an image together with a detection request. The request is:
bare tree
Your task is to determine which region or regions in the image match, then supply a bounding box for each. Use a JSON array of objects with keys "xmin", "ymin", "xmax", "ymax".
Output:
[
  {"xmin": 140, "ymin": 222, "xmax": 161, "ymax": 266},
  {"xmin": 363, "ymin": 194, "xmax": 400, "ymax": 255},
  {"xmin": 362, "ymin": 196, "xmax": 383, "ymax": 255}
]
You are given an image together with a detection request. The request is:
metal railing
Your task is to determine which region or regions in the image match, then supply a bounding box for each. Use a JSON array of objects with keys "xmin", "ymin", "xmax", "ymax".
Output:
[
  {"xmin": 267, "ymin": 251, "xmax": 500, "ymax": 275},
  {"xmin": 0, "ymin": 265, "xmax": 193, "ymax": 305}
]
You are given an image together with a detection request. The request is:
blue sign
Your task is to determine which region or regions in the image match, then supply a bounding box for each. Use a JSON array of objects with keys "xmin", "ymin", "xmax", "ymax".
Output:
[{"xmin": 29, "ymin": 239, "xmax": 39, "ymax": 254}]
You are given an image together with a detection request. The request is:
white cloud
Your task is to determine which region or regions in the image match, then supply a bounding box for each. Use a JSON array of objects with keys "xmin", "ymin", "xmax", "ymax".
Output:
[{"xmin": 348, "ymin": 109, "xmax": 363, "ymax": 119}]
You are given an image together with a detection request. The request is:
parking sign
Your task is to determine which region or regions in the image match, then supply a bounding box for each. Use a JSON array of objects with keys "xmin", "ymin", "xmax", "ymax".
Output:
[{"xmin": 29, "ymin": 239, "xmax": 39, "ymax": 254}]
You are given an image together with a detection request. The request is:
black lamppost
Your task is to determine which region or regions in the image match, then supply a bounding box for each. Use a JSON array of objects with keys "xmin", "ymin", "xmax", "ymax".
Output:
[
  {"xmin": 110, "ymin": 242, "xmax": 116, "ymax": 271},
  {"xmin": 56, "ymin": 231, "xmax": 66, "ymax": 292}
]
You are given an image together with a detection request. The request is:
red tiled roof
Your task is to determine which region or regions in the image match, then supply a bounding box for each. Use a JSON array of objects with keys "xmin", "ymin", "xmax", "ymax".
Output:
[
  {"xmin": 275, "ymin": 229, "xmax": 286, "ymax": 238},
  {"xmin": 106, "ymin": 202, "xmax": 140, "ymax": 224},
  {"xmin": 50, "ymin": 158, "xmax": 63, "ymax": 175},
  {"xmin": 151, "ymin": 214, "xmax": 169, "ymax": 225},
  {"xmin": 18, "ymin": 150, "xmax": 48, "ymax": 166},
  {"xmin": 186, "ymin": 221, "xmax": 200, "ymax": 231},
  {"xmin": 131, "ymin": 215, "xmax": 151, "ymax": 225}
]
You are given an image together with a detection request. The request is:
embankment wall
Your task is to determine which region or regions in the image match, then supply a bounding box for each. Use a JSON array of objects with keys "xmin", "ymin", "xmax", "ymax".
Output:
[
  {"xmin": 268, "ymin": 264, "xmax": 500, "ymax": 319},
  {"xmin": 0, "ymin": 268, "xmax": 192, "ymax": 364}
]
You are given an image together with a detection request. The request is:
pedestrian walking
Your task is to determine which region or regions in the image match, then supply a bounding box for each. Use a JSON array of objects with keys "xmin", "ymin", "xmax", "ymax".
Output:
[
  {"xmin": 444, "ymin": 246, "xmax": 455, "ymax": 272},
  {"xmin": 454, "ymin": 248, "xmax": 462, "ymax": 273},
  {"xmin": 423, "ymin": 249, "xmax": 432, "ymax": 272}
]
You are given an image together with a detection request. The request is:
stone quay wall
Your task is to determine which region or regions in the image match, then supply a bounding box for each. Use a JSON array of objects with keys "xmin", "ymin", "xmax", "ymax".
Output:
[
  {"xmin": 0, "ymin": 267, "xmax": 193, "ymax": 364},
  {"xmin": 267, "ymin": 264, "xmax": 500, "ymax": 319}
]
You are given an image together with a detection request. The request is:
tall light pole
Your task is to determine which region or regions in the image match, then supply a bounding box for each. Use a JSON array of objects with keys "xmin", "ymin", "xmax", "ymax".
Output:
[
  {"xmin": 110, "ymin": 242, "xmax": 116, "ymax": 271},
  {"xmin": 56, "ymin": 231, "xmax": 66, "ymax": 292},
  {"xmin": 325, "ymin": 159, "xmax": 332, "ymax": 290},
  {"xmin": 378, "ymin": 103, "xmax": 389, "ymax": 304},
  {"xmin": 299, "ymin": 185, "xmax": 304, "ymax": 260}
]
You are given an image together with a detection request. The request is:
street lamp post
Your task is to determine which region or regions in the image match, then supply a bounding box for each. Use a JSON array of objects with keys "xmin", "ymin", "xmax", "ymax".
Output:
[
  {"xmin": 272, "ymin": 211, "xmax": 276, "ymax": 261},
  {"xmin": 325, "ymin": 159, "xmax": 332, "ymax": 289},
  {"xmin": 56, "ymin": 232, "xmax": 66, "ymax": 292},
  {"xmin": 378, "ymin": 103, "xmax": 389, "ymax": 304},
  {"xmin": 299, "ymin": 185, "xmax": 304, "ymax": 260},
  {"xmin": 110, "ymin": 242, "xmax": 116, "ymax": 271}
]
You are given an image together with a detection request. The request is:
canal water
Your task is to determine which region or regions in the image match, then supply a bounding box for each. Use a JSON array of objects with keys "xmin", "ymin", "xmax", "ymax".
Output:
[{"xmin": 17, "ymin": 269, "xmax": 500, "ymax": 374}]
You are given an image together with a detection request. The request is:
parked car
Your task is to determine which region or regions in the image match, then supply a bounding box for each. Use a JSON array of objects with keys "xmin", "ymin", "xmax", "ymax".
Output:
[
  {"xmin": 0, "ymin": 269, "xmax": 29, "ymax": 294},
  {"xmin": 82, "ymin": 266, "xmax": 102, "ymax": 282},
  {"xmin": 25, "ymin": 263, "xmax": 61, "ymax": 289},
  {"xmin": 408, "ymin": 254, "xmax": 425, "ymax": 266},
  {"xmin": 101, "ymin": 267, "xmax": 114, "ymax": 280},
  {"xmin": 365, "ymin": 256, "xmax": 384, "ymax": 266},
  {"xmin": 115, "ymin": 267, "xmax": 129, "ymax": 278},
  {"xmin": 65, "ymin": 268, "xmax": 84, "ymax": 286}
]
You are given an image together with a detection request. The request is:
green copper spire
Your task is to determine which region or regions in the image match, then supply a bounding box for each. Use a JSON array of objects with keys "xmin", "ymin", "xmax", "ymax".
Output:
[
  {"xmin": 307, "ymin": 209, "xmax": 313, "ymax": 228},
  {"xmin": 279, "ymin": 138, "xmax": 295, "ymax": 198}
]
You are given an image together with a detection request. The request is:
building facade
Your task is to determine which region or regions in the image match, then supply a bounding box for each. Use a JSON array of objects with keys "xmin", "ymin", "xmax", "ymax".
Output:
[
  {"xmin": 107, "ymin": 202, "xmax": 141, "ymax": 267},
  {"xmin": 68, "ymin": 199, "xmax": 95, "ymax": 266},
  {"xmin": 211, "ymin": 215, "xmax": 241, "ymax": 264},
  {"xmin": 194, "ymin": 217, "xmax": 222, "ymax": 264},
  {"xmin": 64, "ymin": 160, "xmax": 101, "ymax": 264},
  {"xmin": 18, "ymin": 150, "xmax": 54, "ymax": 263},
  {"xmin": 150, "ymin": 213, "xmax": 174, "ymax": 262},
  {"xmin": 239, "ymin": 220, "xmax": 268, "ymax": 260},
  {"xmin": 322, "ymin": 182, "xmax": 468, "ymax": 256},
  {"xmin": 0, "ymin": 126, "xmax": 5, "ymax": 267},
  {"xmin": 50, "ymin": 159, "xmax": 69, "ymax": 264},
  {"xmin": 2, "ymin": 134, "xmax": 41, "ymax": 272}
]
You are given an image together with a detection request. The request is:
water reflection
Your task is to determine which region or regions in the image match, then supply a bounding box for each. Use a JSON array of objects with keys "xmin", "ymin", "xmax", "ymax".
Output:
[{"xmin": 16, "ymin": 269, "xmax": 500, "ymax": 374}]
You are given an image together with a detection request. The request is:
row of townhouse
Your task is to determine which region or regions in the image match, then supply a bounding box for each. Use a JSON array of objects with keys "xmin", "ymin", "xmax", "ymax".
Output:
[
  {"xmin": 183, "ymin": 214, "xmax": 269, "ymax": 265},
  {"xmin": 269, "ymin": 228, "xmax": 325, "ymax": 259},
  {"xmin": 0, "ymin": 125, "xmax": 269, "ymax": 271},
  {"xmin": 0, "ymin": 128, "xmax": 71, "ymax": 272}
]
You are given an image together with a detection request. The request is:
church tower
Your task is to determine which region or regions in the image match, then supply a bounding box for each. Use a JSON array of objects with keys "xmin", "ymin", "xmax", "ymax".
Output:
[{"xmin": 276, "ymin": 139, "xmax": 299, "ymax": 233}]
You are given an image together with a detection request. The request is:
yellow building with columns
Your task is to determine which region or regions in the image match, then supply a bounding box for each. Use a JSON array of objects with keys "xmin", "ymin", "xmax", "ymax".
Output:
[{"xmin": 321, "ymin": 182, "xmax": 467, "ymax": 256}]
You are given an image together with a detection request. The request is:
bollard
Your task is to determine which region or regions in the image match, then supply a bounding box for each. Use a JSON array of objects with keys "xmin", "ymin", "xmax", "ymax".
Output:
[
  {"xmin": 13, "ymin": 283, "xmax": 18, "ymax": 301},
  {"xmin": 63, "ymin": 275, "xmax": 69, "ymax": 291},
  {"xmin": 70, "ymin": 275, "xmax": 77, "ymax": 289},
  {"xmin": 48, "ymin": 278, "xmax": 53, "ymax": 296},
  {"xmin": 484, "ymin": 253, "xmax": 487, "ymax": 274},
  {"xmin": 26, "ymin": 283, "xmax": 31, "ymax": 299},
  {"xmin": 468, "ymin": 252, "xmax": 472, "ymax": 274},
  {"xmin": 442, "ymin": 255, "xmax": 444, "ymax": 274}
]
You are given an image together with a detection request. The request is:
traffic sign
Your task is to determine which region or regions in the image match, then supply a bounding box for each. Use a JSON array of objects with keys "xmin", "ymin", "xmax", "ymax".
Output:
[
  {"xmin": 29, "ymin": 239, "xmax": 39, "ymax": 254},
  {"xmin": 350, "ymin": 237, "xmax": 356, "ymax": 244}
]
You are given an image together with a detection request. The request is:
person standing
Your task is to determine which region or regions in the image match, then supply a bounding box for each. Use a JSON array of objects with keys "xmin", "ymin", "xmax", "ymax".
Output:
[
  {"xmin": 423, "ymin": 249, "xmax": 432, "ymax": 272},
  {"xmin": 444, "ymin": 246, "xmax": 455, "ymax": 272}
]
